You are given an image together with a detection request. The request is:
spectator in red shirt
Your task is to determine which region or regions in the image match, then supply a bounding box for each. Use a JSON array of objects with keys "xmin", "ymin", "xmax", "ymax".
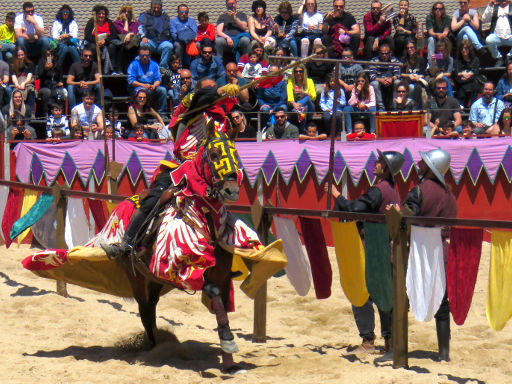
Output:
[
  {"xmin": 363, "ymin": 1, "xmax": 393, "ymax": 59},
  {"xmin": 346, "ymin": 120, "xmax": 376, "ymax": 140},
  {"xmin": 196, "ymin": 12, "xmax": 216, "ymax": 50}
]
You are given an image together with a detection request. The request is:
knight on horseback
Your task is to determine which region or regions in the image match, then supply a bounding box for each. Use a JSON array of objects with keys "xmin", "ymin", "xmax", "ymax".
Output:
[{"xmin": 101, "ymin": 78, "xmax": 241, "ymax": 260}]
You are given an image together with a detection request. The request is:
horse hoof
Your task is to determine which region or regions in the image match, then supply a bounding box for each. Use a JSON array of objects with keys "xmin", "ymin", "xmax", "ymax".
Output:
[
  {"xmin": 220, "ymin": 339, "xmax": 239, "ymax": 354},
  {"xmin": 223, "ymin": 365, "xmax": 247, "ymax": 375}
]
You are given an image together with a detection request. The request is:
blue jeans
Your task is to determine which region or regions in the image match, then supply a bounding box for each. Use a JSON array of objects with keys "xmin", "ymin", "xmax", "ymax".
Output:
[
  {"xmin": 277, "ymin": 36, "xmax": 298, "ymax": 57},
  {"xmin": 485, "ymin": 33, "xmax": 512, "ymax": 59},
  {"xmin": 146, "ymin": 39, "xmax": 173, "ymax": 69},
  {"xmin": 0, "ymin": 42, "xmax": 15, "ymax": 61},
  {"xmin": 343, "ymin": 105, "xmax": 377, "ymax": 133},
  {"xmin": 57, "ymin": 42, "xmax": 81, "ymax": 65},
  {"xmin": 322, "ymin": 111, "xmax": 343, "ymax": 134},
  {"xmin": 457, "ymin": 26, "xmax": 483, "ymax": 50},
  {"xmin": 292, "ymin": 95, "xmax": 315, "ymax": 131},
  {"xmin": 17, "ymin": 36, "xmax": 50, "ymax": 59}
]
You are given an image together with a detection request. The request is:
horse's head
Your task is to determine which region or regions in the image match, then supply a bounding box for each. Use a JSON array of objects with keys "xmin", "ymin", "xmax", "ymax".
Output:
[{"xmin": 201, "ymin": 122, "xmax": 241, "ymax": 204}]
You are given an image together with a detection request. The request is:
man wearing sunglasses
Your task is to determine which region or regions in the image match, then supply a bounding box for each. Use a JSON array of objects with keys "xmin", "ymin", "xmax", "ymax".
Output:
[
  {"xmin": 66, "ymin": 48, "xmax": 102, "ymax": 108},
  {"xmin": 425, "ymin": 77, "xmax": 462, "ymax": 137},
  {"xmin": 14, "ymin": 2, "xmax": 49, "ymax": 60},
  {"xmin": 263, "ymin": 107, "xmax": 299, "ymax": 139},
  {"xmin": 170, "ymin": 4, "xmax": 198, "ymax": 64},
  {"xmin": 127, "ymin": 45, "xmax": 168, "ymax": 114},
  {"xmin": 482, "ymin": 0, "xmax": 512, "ymax": 66},
  {"xmin": 362, "ymin": 0, "xmax": 393, "ymax": 59}
]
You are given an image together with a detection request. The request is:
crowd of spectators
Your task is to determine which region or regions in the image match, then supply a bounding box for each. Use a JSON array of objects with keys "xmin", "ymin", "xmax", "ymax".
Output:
[{"xmin": 0, "ymin": 0, "xmax": 511, "ymax": 143}]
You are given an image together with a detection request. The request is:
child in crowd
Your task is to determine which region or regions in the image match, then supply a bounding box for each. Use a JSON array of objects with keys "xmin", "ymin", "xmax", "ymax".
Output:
[
  {"xmin": 461, "ymin": 120, "xmax": 475, "ymax": 139},
  {"xmin": 106, "ymin": 107, "xmax": 125, "ymax": 138},
  {"xmin": 0, "ymin": 12, "xmax": 15, "ymax": 62},
  {"xmin": 432, "ymin": 121, "xmax": 459, "ymax": 139},
  {"xmin": 103, "ymin": 125, "xmax": 115, "ymax": 139},
  {"xmin": 46, "ymin": 103, "xmax": 70, "ymax": 139},
  {"xmin": 196, "ymin": 12, "xmax": 215, "ymax": 49},
  {"xmin": 346, "ymin": 120, "xmax": 376, "ymax": 141},
  {"xmin": 299, "ymin": 121, "xmax": 327, "ymax": 140},
  {"xmin": 127, "ymin": 123, "xmax": 150, "ymax": 142},
  {"xmin": 320, "ymin": 76, "xmax": 346, "ymax": 135},
  {"xmin": 72, "ymin": 127, "xmax": 83, "ymax": 140},
  {"xmin": 241, "ymin": 52, "xmax": 263, "ymax": 81}
]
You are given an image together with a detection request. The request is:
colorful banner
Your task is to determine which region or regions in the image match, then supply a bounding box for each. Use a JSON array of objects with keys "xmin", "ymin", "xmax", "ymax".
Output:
[
  {"xmin": 13, "ymin": 138, "xmax": 512, "ymax": 188},
  {"xmin": 487, "ymin": 230, "xmax": 512, "ymax": 331},
  {"xmin": 274, "ymin": 216, "xmax": 311, "ymax": 296},
  {"xmin": 10, "ymin": 193, "xmax": 54, "ymax": 241},
  {"xmin": 330, "ymin": 221, "xmax": 369, "ymax": 307},
  {"xmin": 447, "ymin": 227, "xmax": 483, "ymax": 326},
  {"xmin": 299, "ymin": 217, "xmax": 332, "ymax": 299}
]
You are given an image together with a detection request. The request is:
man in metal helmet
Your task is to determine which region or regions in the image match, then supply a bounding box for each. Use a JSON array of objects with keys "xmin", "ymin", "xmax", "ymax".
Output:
[
  {"xmin": 327, "ymin": 149, "xmax": 405, "ymax": 354},
  {"xmin": 402, "ymin": 147, "xmax": 457, "ymax": 361}
]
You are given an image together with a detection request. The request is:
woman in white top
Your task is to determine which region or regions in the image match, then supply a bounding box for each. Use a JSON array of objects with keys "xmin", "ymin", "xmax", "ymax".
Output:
[
  {"xmin": 52, "ymin": 5, "xmax": 80, "ymax": 67},
  {"xmin": 297, "ymin": 0, "xmax": 323, "ymax": 57}
]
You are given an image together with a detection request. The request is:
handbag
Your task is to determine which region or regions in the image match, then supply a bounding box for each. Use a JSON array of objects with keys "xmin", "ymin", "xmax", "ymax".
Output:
[{"xmin": 186, "ymin": 41, "xmax": 199, "ymax": 56}]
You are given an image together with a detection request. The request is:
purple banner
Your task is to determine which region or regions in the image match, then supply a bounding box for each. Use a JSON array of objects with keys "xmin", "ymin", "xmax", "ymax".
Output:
[{"xmin": 13, "ymin": 138, "xmax": 512, "ymax": 187}]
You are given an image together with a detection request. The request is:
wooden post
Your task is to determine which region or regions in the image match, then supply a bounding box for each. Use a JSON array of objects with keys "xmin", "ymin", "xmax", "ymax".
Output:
[
  {"xmin": 52, "ymin": 185, "xmax": 69, "ymax": 297},
  {"xmin": 251, "ymin": 196, "xmax": 271, "ymax": 343},
  {"xmin": 385, "ymin": 208, "xmax": 409, "ymax": 368}
]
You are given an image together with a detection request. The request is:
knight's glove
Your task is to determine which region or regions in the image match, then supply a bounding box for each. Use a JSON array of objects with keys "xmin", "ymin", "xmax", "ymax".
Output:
[{"xmin": 220, "ymin": 84, "xmax": 240, "ymax": 97}]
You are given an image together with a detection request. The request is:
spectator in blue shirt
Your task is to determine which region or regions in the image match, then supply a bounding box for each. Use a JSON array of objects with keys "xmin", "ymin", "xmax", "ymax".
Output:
[
  {"xmin": 170, "ymin": 4, "xmax": 198, "ymax": 65},
  {"xmin": 469, "ymin": 82, "xmax": 504, "ymax": 136},
  {"xmin": 257, "ymin": 63, "xmax": 287, "ymax": 127},
  {"xmin": 190, "ymin": 39, "xmax": 225, "ymax": 81},
  {"xmin": 127, "ymin": 45, "xmax": 168, "ymax": 113},
  {"xmin": 320, "ymin": 76, "xmax": 346, "ymax": 135}
]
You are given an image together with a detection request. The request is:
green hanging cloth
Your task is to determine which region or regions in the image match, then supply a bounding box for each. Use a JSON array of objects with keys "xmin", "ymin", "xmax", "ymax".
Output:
[
  {"xmin": 363, "ymin": 222, "xmax": 393, "ymax": 312},
  {"xmin": 10, "ymin": 193, "xmax": 54, "ymax": 240}
]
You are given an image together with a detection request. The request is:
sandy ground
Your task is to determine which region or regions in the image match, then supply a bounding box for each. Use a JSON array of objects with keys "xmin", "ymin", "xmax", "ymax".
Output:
[{"xmin": 1, "ymin": 243, "xmax": 511, "ymax": 384}]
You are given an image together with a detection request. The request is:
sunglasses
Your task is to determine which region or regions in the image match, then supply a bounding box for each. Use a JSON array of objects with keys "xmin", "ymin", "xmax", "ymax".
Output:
[
  {"xmin": 434, "ymin": 7, "xmax": 444, "ymax": 10},
  {"xmin": 202, "ymin": 50, "xmax": 213, "ymax": 55},
  {"xmin": 140, "ymin": 53, "xmax": 150, "ymax": 57},
  {"xmin": 83, "ymin": 54, "xmax": 92, "ymax": 57},
  {"xmin": 294, "ymin": 70, "xmax": 304, "ymax": 73},
  {"xmin": 397, "ymin": 90, "xmax": 407, "ymax": 93},
  {"xmin": 357, "ymin": 80, "xmax": 366, "ymax": 83},
  {"xmin": 371, "ymin": 7, "xmax": 381, "ymax": 10},
  {"xmin": 436, "ymin": 86, "xmax": 447, "ymax": 90},
  {"xmin": 179, "ymin": 11, "xmax": 189, "ymax": 15},
  {"xmin": 503, "ymin": 116, "xmax": 512, "ymax": 120},
  {"xmin": 24, "ymin": 9, "xmax": 35, "ymax": 14},
  {"xmin": 379, "ymin": 51, "xmax": 391, "ymax": 55},
  {"xmin": 275, "ymin": 115, "xmax": 286, "ymax": 119}
]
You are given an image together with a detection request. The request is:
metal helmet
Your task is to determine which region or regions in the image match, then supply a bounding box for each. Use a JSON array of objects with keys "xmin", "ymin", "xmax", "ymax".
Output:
[
  {"xmin": 419, "ymin": 148, "xmax": 451, "ymax": 186},
  {"xmin": 377, "ymin": 149, "xmax": 405, "ymax": 176}
]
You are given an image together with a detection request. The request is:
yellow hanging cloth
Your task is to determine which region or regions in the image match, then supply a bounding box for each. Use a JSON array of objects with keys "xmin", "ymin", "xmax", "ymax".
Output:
[
  {"xmin": 17, "ymin": 189, "xmax": 38, "ymax": 245},
  {"xmin": 330, "ymin": 221, "xmax": 369, "ymax": 306},
  {"xmin": 487, "ymin": 230, "xmax": 512, "ymax": 331}
]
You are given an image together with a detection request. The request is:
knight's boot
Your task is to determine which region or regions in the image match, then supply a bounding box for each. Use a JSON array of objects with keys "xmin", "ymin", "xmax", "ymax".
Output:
[
  {"xmin": 436, "ymin": 318, "xmax": 450, "ymax": 362},
  {"xmin": 100, "ymin": 241, "xmax": 132, "ymax": 259}
]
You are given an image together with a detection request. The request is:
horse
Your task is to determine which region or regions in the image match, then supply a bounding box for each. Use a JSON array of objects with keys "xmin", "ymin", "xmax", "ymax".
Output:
[{"xmin": 113, "ymin": 120, "xmax": 250, "ymax": 373}]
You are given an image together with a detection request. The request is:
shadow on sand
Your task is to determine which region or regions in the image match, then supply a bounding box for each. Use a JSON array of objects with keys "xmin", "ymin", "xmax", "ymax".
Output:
[{"xmin": 23, "ymin": 329, "xmax": 257, "ymax": 375}]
